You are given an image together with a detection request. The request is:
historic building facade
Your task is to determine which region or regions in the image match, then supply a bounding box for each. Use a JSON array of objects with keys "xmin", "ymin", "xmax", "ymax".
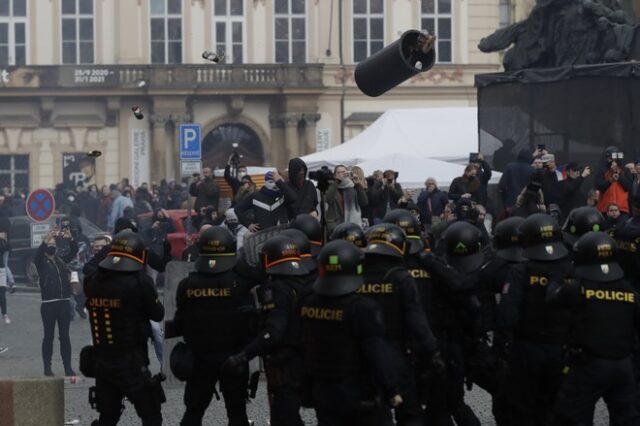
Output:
[{"xmin": 0, "ymin": 0, "xmax": 511, "ymax": 190}]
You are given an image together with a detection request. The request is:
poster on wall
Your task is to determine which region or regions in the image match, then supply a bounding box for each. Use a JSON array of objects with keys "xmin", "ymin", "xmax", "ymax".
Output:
[
  {"xmin": 62, "ymin": 153, "xmax": 96, "ymax": 188},
  {"xmin": 130, "ymin": 128, "xmax": 150, "ymax": 188}
]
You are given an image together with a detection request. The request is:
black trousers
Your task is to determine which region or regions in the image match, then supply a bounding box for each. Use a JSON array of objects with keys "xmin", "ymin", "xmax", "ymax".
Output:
[
  {"xmin": 554, "ymin": 355, "xmax": 640, "ymax": 426},
  {"xmin": 0, "ymin": 286, "xmax": 6, "ymax": 315},
  {"xmin": 422, "ymin": 336, "xmax": 480, "ymax": 426},
  {"xmin": 265, "ymin": 355, "xmax": 305, "ymax": 426},
  {"xmin": 40, "ymin": 300, "xmax": 72, "ymax": 371},
  {"xmin": 93, "ymin": 351, "xmax": 162, "ymax": 426},
  {"xmin": 181, "ymin": 353, "xmax": 249, "ymax": 426},
  {"xmin": 312, "ymin": 379, "xmax": 394, "ymax": 426},
  {"xmin": 494, "ymin": 339, "xmax": 564, "ymax": 426}
]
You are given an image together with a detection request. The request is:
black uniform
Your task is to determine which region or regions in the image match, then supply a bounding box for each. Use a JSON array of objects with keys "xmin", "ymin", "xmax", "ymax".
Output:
[
  {"xmin": 409, "ymin": 253, "xmax": 479, "ymax": 425},
  {"xmin": 301, "ymin": 293, "xmax": 399, "ymax": 426},
  {"xmin": 549, "ymin": 277, "xmax": 640, "ymax": 425},
  {"xmin": 84, "ymin": 269, "xmax": 165, "ymax": 426},
  {"xmin": 173, "ymin": 269, "xmax": 254, "ymax": 426},
  {"xmin": 360, "ymin": 255, "xmax": 438, "ymax": 425},
  {"xmin": 494, "ymin": 259, "xmax": 573, "ymax": 426}
]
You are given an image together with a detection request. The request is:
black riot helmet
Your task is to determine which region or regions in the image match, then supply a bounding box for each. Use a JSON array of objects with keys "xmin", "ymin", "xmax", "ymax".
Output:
[
  {"xmin": 520, "ymin": 213, "xmax": 568, "ymax": 261},
  {"xmin": 383, "ymin": 209, "xmax": 424, "ymax": 254},
  {"xmin": 562, "ymin": 207, "xmax": 605, "ymax": 245},
  {"xmin": 493, "ymin": 217, "xmax": 526, "ymax": 262},
  {"xmin": 261, "ymin": 235, "xmax": 309, "ymax": 276},
  {"xmin": 290, "ymin": 214, "xmax": 322, "ymax": 256},
  {"xmin": 443, "ymin": 221, "xmax": 484, "ymax": 273},
  {"xmin": 99, "ymin": 230, "xmax": 147, "ymax": 272},
  {"xmin": 573, "ymin": 232, "xmax": 624, "ymax": 282},
  {"xmin": 194, "ymin": 226, "xmax": 237, "ymax": 274},
  {"xmin": 365, "ymin": 223, "xmax": 407, "ymax": 258},
  {"xmin": 280, "ymin": 228, "xmax": 316, "ymax": 272},
  {"xmin": 330, "ymin": 222, "xmax": 368, "ymax": 249},
  {"xmin": 314, "ymin": 240, "xmax": 365, "ymax": 296}
]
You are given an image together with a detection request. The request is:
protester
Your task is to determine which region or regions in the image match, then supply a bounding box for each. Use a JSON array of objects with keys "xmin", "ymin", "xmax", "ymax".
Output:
[
  {"xmin": 417, "ymin": 177, "xmax": 448, "ymax": 226},
  {"xmin": 107, "ymin": 188, "xmax": 134, "ymax": 232},
  {"xmin": 596, "ymin": 147, "xmax": 632, "ymax": 217},
  {"xmin": 275, "ymin": 158, "xmax": 319, "ymax": 219},
  {"xmin": 235, "ymin": 171, "xmax": 288, "ymax": 232},
  {"xmin": 498, "ymin": 148, "xmax": 534, "ymax": 210},
  {"xmin": 189, "ymin": 167, "xmax": 220, "ymax": 213},
  {"xmin": 561, "ymin": 162, "xmax": 591, "ymax": 214},
  {"xmin": 324, "ymin": 165, "xmax": 368, "ymax": 235}
]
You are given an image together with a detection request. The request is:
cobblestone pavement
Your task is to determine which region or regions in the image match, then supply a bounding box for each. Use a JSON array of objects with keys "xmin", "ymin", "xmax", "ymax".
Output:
[{"xmin": 0, "ymin": 291, "xmax": 609, "ymax": 425}]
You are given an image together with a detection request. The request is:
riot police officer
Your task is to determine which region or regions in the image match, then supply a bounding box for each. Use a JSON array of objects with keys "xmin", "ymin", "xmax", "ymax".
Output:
[
  {"xmin": 494, "ymin": 213, "xmax": 572, "ymax": 426},
  {"xmin": 281, "ymin": 228, "xmax": 318, "ymax": 282},
  {"xmin": 82, "ymin": 230, "xmax": 165, "ymax": 426},
  {"xmin": 170, "ymin": 227, "xmax": 255, "ymax": 426},
  {"xmin": 548, "ymin": 232, "xmax": 640, "ymax": 425},
  {"xmin": 301, "ymin": 240, "xmax": 403, "ymax": 426},
  {"xmin": 562, "ymin": 206, "xmax": 605, "ymax": 246},
  {"xmin": 361, "ymin": 223, "xmax": 439, "ymax": 425},
  {"xmin": 225, "ymin": 235, "xmax": 310, "ymax": 426},
  {"xmin": 614, "ymin": 193, "xmax": 640, "ymax": 288},
  {"xmin": 290, "ymin": 213, "xmax": 323, "ymax": 256},
  {"xmin": 329, "ymin": 222, "xmax": 368, "ymax": 249}
]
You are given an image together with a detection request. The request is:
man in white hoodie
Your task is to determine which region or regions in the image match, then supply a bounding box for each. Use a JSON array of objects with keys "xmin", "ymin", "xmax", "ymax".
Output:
[{"xmin": 220, "ymin": 208, "xmax": 249, "ymax": 250}]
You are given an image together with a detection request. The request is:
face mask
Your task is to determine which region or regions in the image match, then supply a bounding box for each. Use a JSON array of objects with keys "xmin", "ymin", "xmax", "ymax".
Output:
[
  {"xmin": 45, "ymin": 246, "xmax": 56, "ymax": 256},
  {"xmin": 238, "ymin": 171, "xmax": 247, "ymax": 179},
  {"xmin": 226, "ymin": 220, "xmax": 238, "ymax": 231},
  {"xmin": 264, "ymin": 181, "xmax": 277, "ymax": 191}
]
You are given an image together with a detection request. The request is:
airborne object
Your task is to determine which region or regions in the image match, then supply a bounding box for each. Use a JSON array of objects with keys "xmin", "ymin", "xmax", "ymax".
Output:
[
  {"xmin": 202, "ymin": 50, "xmax": 225, "ymax": 64},
  {"xmin": 355, "ymin": 29, "xmax": 436, "ymax": 97},
  {"xmin": 87, "ymin": 150, "xmax": 102, "ymax": 158},
  {"xmin": 132, "ymin": 106, "xmax": 144, "ymax": 120}
]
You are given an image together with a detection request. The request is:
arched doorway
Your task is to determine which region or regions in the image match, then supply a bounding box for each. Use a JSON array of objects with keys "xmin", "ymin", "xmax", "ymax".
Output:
[{"xmin": 202, "ymin": 123, "xmax": 264, "ymax": 170}]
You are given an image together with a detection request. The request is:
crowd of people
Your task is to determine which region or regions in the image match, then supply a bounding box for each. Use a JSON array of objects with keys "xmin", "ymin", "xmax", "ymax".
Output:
[{"xmin": 3, "ymin": 144, "xmax": 640, "ymax": 425}]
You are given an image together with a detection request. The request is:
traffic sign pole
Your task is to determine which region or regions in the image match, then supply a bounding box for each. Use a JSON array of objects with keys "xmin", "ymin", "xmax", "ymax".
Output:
[{"xmin": 179, "ymin": 124, "xmax": 202, "ymax": 240}]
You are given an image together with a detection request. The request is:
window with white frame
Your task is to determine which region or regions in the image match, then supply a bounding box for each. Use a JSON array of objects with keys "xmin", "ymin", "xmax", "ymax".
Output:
[
  {"xmin": 213, "ymin": 0, "xmax": 244, "ymax": 64},
  {"xmin": 0, "ymin": 155, "xmax": 29, "ymax": 193},
  {"xmin": 0, "ymin": 0, "xmax": 27, "ymax": 66},
  {"xmin": 274, "ymin": 0, "xmax": 306, "ymax": 63},
  {"xmin": 499, "ymin": 0, "xmax": 511, "ymax": 28},
  {"xmin": 150, "ymin": 0, "xmax": 182, "ymax": 64},
  {"xmin": 421, "ymin": 0, "xmax": 452, "ymax": 63},
  {"xmin": 61, "ymin": 0, "xmax": 94, "ymax": 64},
  {"xmin": 352, "ymin": 0, "xmax": 383, "ymax": 63}
]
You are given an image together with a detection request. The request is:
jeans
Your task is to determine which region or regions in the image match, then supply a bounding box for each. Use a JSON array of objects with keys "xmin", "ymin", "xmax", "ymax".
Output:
[
  {"xmin": 3, "ymin": 252, "xmax": 14, "ymax": 285},
  {"xmin": 41, "ymin": 300, "xmax": 72, "ymax": 372}
]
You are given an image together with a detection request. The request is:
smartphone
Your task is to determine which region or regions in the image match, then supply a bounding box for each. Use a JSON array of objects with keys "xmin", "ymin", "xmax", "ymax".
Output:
[
  {"xmin": 537, "ymin": 144, "xmax": 546, "ymax": 151},
  {"xmin": 469, "ymin": 153, "xmax": 479, "ymax": 162}
]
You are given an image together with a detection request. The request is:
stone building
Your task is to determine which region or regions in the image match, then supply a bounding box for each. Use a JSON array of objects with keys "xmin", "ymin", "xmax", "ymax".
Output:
[{"xmin": 0, "ymin": 0, "xmax": 508, "ymax": 191}]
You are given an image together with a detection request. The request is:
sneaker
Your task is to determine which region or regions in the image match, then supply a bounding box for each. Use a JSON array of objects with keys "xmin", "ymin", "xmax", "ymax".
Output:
[
  {"xmin": 0, "ymin": 346, "xmax": 7, "ymax": 354},
  {"xmin": 3, "ymin": 315, "xmax": 10, "ymax": 325},
  {"xmin": 64, "ymin": 368, "xmax": 76, "ymax": 377}
]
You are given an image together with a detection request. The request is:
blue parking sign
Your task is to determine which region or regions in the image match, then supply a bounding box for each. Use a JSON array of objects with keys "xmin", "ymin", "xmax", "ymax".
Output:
[{"xmin": 179, "ymin": 124, "xmax": 202, "ymax": 160}]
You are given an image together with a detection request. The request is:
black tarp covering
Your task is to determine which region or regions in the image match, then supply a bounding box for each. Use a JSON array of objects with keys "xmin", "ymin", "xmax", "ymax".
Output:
[{"xmin": 476, "ymin": 62, "xmax": 640, "ymax": 171}]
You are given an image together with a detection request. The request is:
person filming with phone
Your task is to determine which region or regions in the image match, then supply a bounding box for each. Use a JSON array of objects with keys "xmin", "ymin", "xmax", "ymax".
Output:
[
  {"xmin": 449, "ymin": 152, "xmax": 492, "ymax": 205},
  {"xmin": 596, "ymin": 146, "xmax": 632, "ymax": 218}
]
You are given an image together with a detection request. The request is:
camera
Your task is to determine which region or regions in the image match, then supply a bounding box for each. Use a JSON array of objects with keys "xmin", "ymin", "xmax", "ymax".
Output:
[
  {"xmin": 527, "ymin": 170, "xmax": 543, "ymax": 192},
  {"xmin": 309, "ymin": 166, "xmax": 335, "ymax": 192},
  {"xmin": 611, "ymin": 152, "xmax": 624, "ymax": 160},
  {"xmin": 230, "ymin": 142, "xmax": 241, "ymax": 167},
  {"xmin": 537, "ymin": 144, "xmax": 546, "ymax": 151},
  {"xmin": 469, "ymin": 152, "xmax": 480, "ymax": 163}
]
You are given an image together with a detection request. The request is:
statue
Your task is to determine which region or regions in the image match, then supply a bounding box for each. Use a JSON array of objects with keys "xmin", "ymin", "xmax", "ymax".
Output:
[{"xmin": 479, "ymin": 0, "xmax": 640, "ymax": 70}]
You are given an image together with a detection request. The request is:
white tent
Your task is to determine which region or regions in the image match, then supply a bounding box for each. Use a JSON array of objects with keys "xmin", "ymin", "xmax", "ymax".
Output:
[
  {"xmin": 356, "ymin": 153, "xmax": 501, "ymax": 190},
  {"xmin": 301, "ymin": 107, "xmax": 481, "ymax": 170}
]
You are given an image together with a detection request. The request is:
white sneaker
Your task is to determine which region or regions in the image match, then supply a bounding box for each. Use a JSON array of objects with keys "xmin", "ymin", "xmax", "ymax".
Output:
[{"xmin": 3, "ymin": 315, "xmax": 10, "ymax": 325}]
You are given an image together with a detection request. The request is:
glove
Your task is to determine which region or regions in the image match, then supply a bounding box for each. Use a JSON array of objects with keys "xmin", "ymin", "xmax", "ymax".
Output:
[
  {"xmin": 223, "ymin": 352, "xmax": 248, "ymax": 372},
  {"xmin": 429, "ymin": 351, "xmax": 446, "ymax": 375}
]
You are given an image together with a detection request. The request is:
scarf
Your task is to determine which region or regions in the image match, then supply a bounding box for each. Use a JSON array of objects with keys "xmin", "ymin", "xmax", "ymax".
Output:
[{"xmin": 338, "ymin": 178, "xmax": 361, "ymax": 226}]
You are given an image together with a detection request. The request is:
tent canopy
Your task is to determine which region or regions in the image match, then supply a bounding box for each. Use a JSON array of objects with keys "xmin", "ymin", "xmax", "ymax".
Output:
[
  {"xmin": 300, "ymin": 107, "xmax": 500, "ymax": 189},
  {"xmin": 301, "ymin": 107, "xmax": 480, "ymax": 170},
  {"xmin": 356, "ymin": 153, "xmax": 501, "ymax": 190}
]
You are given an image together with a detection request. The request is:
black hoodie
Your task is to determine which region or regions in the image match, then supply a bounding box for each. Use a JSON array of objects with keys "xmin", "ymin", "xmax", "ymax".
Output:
[
  {"xmin": 498, "ymin": 148, "xmax": 534, "ymax": 208},
  {"xmin": 276, "ymin": 158, "xmax": 319, "ymax": 220}
]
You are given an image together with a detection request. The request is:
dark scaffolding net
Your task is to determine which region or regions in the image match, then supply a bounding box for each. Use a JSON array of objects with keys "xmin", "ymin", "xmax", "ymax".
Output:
[{"xmin": 476, "ymin": 62, "xmax": 640, "ymax": 172}]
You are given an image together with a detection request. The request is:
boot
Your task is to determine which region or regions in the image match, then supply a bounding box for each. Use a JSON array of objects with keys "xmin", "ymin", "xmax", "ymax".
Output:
[{"xmin": 44, "ymin": 366, "xmax": 54, "ymax": 376}]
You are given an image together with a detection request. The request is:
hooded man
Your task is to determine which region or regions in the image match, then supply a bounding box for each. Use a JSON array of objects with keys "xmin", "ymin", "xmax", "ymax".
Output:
[
  {"xmin": 274, "ymin": 158, "xmax": 319, "ymax": 220},
  {"xmin": 220, "ymin": 208, "xmax": 249, "ymax": 249},
  {"xmin": 235, "ymin": 171, "xmax": 289, "ymax": 233},
  {"xmin": 498, "ymin": 148, "xmax": 534, "ymax": 209}
]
